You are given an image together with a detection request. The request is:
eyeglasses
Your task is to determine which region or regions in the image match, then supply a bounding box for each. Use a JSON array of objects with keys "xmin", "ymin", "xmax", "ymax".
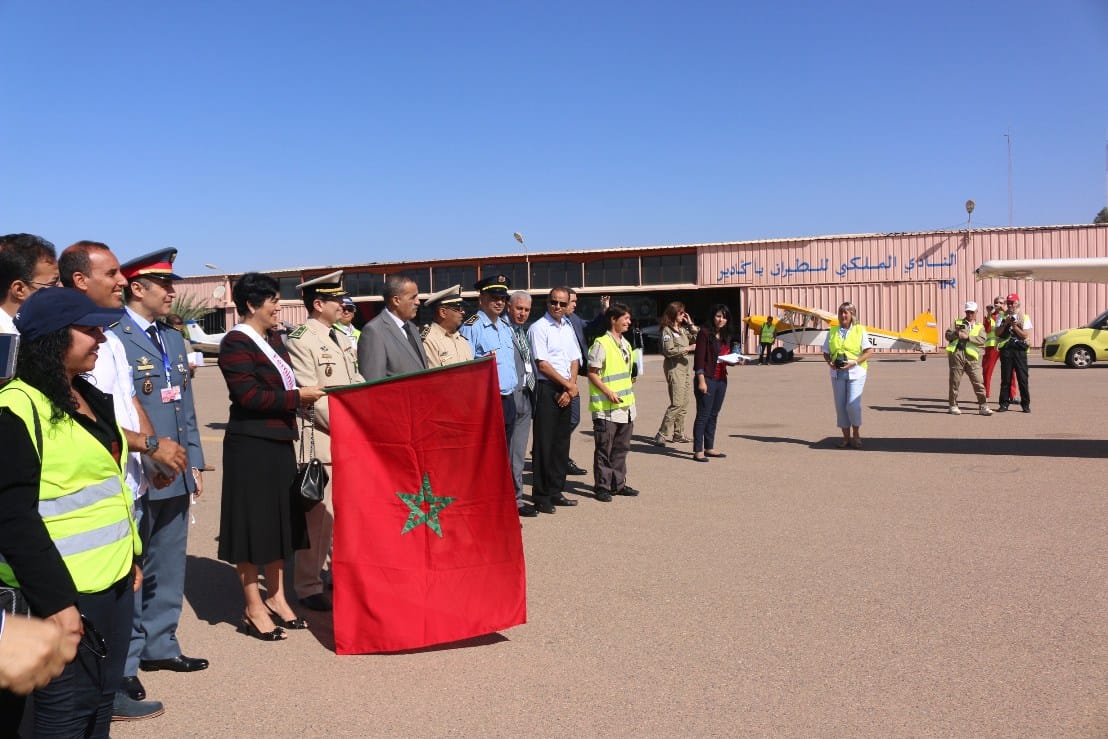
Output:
[
  {"xmin": 444, "ymin": 304, "xmax": 465, "ymax": 312},
  {"xmin": 29, "ymin": 277, "xmax": 61, "ymax": 289},
  {"xmin": 80, "ymin": 614, "xmax": 108, "ymax": 659},
  {"xmin": 549, "ymin": 300, "xmax": 569, "ymax": 308},
  {"xmin": 342, "ymin": 306, "xmax": 355, "ymax": 312}
]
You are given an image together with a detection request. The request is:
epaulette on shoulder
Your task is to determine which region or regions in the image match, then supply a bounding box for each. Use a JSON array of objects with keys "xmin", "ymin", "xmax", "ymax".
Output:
[
  {"xmin": 288, "ymin": 325, "xmax": 308, "ymax": 339},
  {"xmin": 420, "ymin": 324, "xmax": 431, "ymax": 339},
  {"xmin": 108, "ymin": 320, "xmax": 121, "ymax": 329},
  {"xmin": 462, "ymin": 314, "xmax": 479, "ymax": 326}
]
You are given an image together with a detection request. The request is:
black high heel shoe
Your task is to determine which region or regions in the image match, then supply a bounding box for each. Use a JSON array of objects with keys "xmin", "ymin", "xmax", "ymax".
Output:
[
  {"xmin": 239, "ymin": 615, "xmax": 286, "ymax": 641},
  {"xmin": 263, "ymin": 600, "xmax": 308, "ymax": 630}
]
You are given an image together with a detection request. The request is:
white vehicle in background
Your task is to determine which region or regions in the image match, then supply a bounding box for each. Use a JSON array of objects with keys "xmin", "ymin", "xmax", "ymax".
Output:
[{"xmin": 183, "ymin": 320, "xmax": 227, "ymax": 354}]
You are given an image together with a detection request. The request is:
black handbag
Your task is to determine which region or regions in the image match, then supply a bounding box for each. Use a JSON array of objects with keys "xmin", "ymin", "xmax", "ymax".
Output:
[{"xmin": 292, "ymin": 407, "xmax": 328, "ymax": 511}]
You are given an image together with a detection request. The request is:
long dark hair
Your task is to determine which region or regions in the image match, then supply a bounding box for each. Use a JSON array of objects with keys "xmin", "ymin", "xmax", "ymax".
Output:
[
  {"xmin": 16, "ymin": 326, "xmax": 77, "ymax": 423},
  {"xmin": 704, "ymin": 304, "xmax": 734, "ymax": 347}
]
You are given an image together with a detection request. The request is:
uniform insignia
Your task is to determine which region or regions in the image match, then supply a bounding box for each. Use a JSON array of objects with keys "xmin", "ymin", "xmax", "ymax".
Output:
[
  {"xmin": 462, "ymin": 314, "xmax": 479, "ymax": 326},
  {"xmin": 142, "ymin": 378, "xmax": 153, "ymax": 395},
  {"xmin": 420, "ymin": 324, "xmax": 431, "ymax": 339},
  {"xmin": 325, "ymin": 365, "xmax": 333, "ymax": 377},
  {"xmin": 288, "ymin": 325, "xmax": 307, "ymax": 339},
  {"xmin": 182, "ymin": 376, "xmax": 189, "ymax": 390},
  {"xmin": 136, "ymin": 356, "xmax": 155, "ymax": 371}
]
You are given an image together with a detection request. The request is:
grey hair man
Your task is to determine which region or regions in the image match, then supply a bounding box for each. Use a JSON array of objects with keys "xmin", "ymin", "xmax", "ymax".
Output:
[{"xmin": 506, "ymin": 291, "xmax": 538, "ymax": 517}]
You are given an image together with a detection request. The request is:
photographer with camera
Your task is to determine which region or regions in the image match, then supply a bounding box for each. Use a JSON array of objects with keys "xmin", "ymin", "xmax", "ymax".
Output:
[
  {"xmin": 821, "ymin": 301, "xmax": 874, "ymax": 449},
  {"xmin": 944, "ymin": 301, "xmax": 991, "ymax": 416},
  {"xmin": 994, "ymin": 293, "xmax": 1032, "ymax": 413}
]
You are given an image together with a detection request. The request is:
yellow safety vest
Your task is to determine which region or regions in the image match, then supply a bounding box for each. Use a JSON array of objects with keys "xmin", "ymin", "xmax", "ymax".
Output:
[
  {"xmin": 996, "ymin": 313, "xmax": 1031, "ymax": 352},
  {"xmin": 760, "ymin": 322, "xmax": 775, "ymax": 342},
  {"xmin": 0, "ymin": 380, "xmax": 140, "ymax": 594},
  {"xmin": 984, "ymin": 319, "xmax": 998, "ymax": 348},
  {"xmin": 828, "ymin": 324, "xmax": 868, "ymax": 370},
  {"xmin": 946, "ymin": 322, "xmax": 983, "ymax": 360},
  {"xmin": 588, "ymin": 334, "xmax": 635, "ymax": 413}
]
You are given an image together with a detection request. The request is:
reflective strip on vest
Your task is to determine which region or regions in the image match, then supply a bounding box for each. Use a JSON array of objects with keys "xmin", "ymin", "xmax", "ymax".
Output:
[
  {"xmin": 37, "ymin": 479, "xmax": 124, "ymax": 519},
  {"xmin": 589, "ymin": 334, "xmax": 635, "ymax": 412},
  {"xmin": 946, "ymin": 323, "xmax": 983, "ymax": 360},
  {"xmin": 51, "ymin": 518, "xmax": 132, "ymax": 558},
  {"xmin": 760, "ymin": 324, "xmax": 775, "ymax": 342}
]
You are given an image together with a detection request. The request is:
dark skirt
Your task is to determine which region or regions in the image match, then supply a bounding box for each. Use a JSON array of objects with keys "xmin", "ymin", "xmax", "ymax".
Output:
[{"xmin": 218, "ymin": 433, "xmax": 308, "ymax": 565}]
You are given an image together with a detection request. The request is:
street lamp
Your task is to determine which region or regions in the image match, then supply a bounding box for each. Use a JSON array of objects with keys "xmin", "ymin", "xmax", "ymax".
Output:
[{"xmin": 513, "ymin": 232, "xmax": 530, "ymax": 291}]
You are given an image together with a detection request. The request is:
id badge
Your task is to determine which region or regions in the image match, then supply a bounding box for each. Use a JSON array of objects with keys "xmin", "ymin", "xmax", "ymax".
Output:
[{"xmin": 161, "ymin": 385, "xmax": 182, "ymax": 403}]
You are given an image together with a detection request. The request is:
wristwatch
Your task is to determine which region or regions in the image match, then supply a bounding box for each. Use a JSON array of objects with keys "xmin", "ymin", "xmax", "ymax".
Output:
[{"xmin": 143, "ymin": 436, "xmax": 160, "ymax": 456}]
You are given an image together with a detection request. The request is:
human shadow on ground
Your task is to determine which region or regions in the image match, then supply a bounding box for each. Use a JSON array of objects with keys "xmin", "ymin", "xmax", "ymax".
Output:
[
  {"xmin": 735, "ymin": 434, "xmax": 1108, "ymax": 458},
  {"xmin": 184, "ymin": 555, "xmax": 245, "ymax": 628}
]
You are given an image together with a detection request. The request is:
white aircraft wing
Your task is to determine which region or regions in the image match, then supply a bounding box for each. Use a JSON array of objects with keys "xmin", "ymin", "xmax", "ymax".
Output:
[{"xmin": 975, "ymin": 258, "xmax": 1108, "ymax": 284}]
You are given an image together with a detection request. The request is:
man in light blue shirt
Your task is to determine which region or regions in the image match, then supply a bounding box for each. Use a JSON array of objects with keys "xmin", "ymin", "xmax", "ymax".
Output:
[{"xmin": 459, "ymin": 274, "xmax": 518, "ymax": 449}]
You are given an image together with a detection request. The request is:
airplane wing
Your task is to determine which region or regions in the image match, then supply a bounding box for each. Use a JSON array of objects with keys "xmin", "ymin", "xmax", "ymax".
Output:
[
  {"xmin": 975, "ymin": 258, "xmax": 1108, "ymax": 284},
  {"xmin": 772, "ymin": 302, "xmax": 836, "ymax": 322}
]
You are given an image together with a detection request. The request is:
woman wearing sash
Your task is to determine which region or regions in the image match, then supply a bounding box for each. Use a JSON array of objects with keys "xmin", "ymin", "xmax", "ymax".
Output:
[
  {"xmin": 217, "ymin": 273, "xmax": 323, "ymax": 640},
  {"xmin": 821, "ymin": 301, "xmax": 874, "ymax": 449}
]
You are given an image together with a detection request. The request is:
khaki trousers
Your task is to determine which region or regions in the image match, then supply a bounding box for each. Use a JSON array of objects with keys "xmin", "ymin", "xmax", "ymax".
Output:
[
  {"xmin": 948, "ymin": 351, "xmax": 987, "ymax": 406},
  {"xmin": 657, "ymin": 361, "xmax": 691, "ymax": 439},
  {"xmin": 294, "ymin": 467, "xmax": 333, "ymax": 598}
]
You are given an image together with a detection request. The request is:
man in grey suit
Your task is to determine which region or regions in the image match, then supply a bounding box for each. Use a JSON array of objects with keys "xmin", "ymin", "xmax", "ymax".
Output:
[
  {"xmin": 113, "ymin": 249, "xmax": 208, "ymax": 698},
  {"xmin": 507, "ymin": 291, "xmax": 538, "ymax": 518},
  {"xmin": 357, "ymin": 275, "xmax": 428, "ymax": 380}
]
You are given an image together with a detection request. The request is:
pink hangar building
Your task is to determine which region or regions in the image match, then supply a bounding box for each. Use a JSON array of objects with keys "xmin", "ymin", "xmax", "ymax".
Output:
[{"xmin": 176, "ymin": 222, "xmax": 1108, "ymax": 356}]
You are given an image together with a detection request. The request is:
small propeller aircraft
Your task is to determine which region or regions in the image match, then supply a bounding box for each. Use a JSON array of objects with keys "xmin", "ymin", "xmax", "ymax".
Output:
[
  {"xmin": 975, "ymin": 257, "xmax": 1108, "ymax": 283},
  {"xmin": 743, "ymin": 302, "xmax": 939, "ymax": 363},
  {"xmin": 183, "ymin": 320, "xmax": 227, "ymax": 354}
]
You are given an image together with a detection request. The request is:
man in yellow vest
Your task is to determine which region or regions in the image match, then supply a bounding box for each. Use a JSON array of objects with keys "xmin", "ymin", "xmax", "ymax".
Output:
[
  {"xmin": 758, "ymin": 316, "xmax": 776, "ymax": 364},
  {"xmin": 945, "ymin": 301, "xmax": 991, "ymax": 416},
  {"xmin": 587, "ymin": 302, "xmax": 640, "ymax": 502}
]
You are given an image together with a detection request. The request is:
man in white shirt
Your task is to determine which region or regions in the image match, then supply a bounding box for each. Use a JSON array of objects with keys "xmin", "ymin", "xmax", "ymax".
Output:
[
  {"xmin": 0, "ymin": 233, "xmax": 60, "ymax": 335},
  {"xmin": 526, "ymin": 287, "xmax": 582, "ymax": 514}
]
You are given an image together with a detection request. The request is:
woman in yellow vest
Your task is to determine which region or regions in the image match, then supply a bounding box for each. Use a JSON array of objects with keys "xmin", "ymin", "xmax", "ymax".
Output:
[
  {"xmin": 821, "ymin": 301, "xmax": 874, "ymax": 449},
  {"xmin": 0, "ymin": 288, "xmax": 143, "ymax": 735},
  {"xmin": 587, "ymin": 303, "xmax": 640, "ymax": 501}
]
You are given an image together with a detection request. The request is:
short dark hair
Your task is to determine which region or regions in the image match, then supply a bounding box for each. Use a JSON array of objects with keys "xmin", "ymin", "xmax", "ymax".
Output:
[
  {"xmin": 58, "ymin": 241, "xmax": 110, "ymax": 288},
  {"xmin": 382, "ymin": 275, "xmax": 415, "ymax": 303},
  {"xmin": 0, "ymin": 233, "xmax": 57, "ymax": 295},
  {"xmin": 231, "ymin": 272, "xmax": 280, "ymax": 316},
  {"xmin": 605, "ymin": 302, "xmax": 632, "ymax": 326}
]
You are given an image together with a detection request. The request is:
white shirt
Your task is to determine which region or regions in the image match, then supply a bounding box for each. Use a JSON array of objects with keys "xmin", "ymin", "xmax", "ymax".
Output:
[
  {"xmin": 0, "ymin": 309, "xmax": 16, "ymax": 335},
  {"xmin": 587, "ymin": 333, "xmax": 637, "ymax": 423},
  {"xmin": 91, "ymin": 330, "xmax": 146, "ymax": 498},
  {"xmin": 528, "ymin": 312, "xmax": 582, "ymax": 382}
]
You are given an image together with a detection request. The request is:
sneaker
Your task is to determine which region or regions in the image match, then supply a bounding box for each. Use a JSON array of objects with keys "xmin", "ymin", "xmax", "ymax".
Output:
[
  {"xmin": 112, "ymin": 693, "xmax": 165, "ymax": 722},
  {"xmin": 979, "ymin": 405, "xmax": 994, "ymax": 416},
  {"xmin": 651, "ymin": 433, "xmax": 667, "ymax": 447},
  {"xmin": 948, "ymin": 406, "xmax": 961, "ymax": 415}
]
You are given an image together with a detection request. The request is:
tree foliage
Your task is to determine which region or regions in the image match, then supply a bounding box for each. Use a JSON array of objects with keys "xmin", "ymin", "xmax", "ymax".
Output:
[
  {"xmin": 1095, "ymin": 207, "xmax": 1108, "ymax": 225},
  {"xmin": 169, "ymin": 293, "xmax": 214, "ymax": 339}
]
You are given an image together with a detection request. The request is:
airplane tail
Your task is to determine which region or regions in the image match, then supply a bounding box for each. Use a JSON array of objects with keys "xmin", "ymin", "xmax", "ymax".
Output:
[
  {"xmin": 184, "ymin": 320, "xmax": 215, "ymax": 343},
  {"xmin": 899, "ymin": 311, "xmax": 939, "ymax": 349}
]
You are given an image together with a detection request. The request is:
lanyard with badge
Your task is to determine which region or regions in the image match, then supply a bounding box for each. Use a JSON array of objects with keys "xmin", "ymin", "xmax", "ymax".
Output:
[{"xmin": 149, "ymin": 324, "xmax": 182, "ymax": 404}]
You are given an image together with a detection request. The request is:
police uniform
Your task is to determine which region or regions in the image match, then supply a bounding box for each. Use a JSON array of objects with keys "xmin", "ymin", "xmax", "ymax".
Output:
[
  {"xmin": 286, "ymin": 271, "xmax": 363, "ymax": 608},
  {"xmin": 421, "ymin": 284, "xmax": 473, "ymax": 368},
  {"xmin": 459, "ymin": 275, "xmax": 518, "ymax": 448},
  {"xmin": 113, "ymin": 248, "xmax": 208, "ymax": 682}
]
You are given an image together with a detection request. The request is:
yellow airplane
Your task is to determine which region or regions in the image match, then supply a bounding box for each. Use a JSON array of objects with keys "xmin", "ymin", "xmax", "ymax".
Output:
[{"xmin": 743, "ymin": 302, "xmax": 939, "ymax": 363}]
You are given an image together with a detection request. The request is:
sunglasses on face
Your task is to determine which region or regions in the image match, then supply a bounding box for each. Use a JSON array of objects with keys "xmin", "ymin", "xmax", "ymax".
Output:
[{"xmin": 549, "ymin": 300, "xmax": 569, "ymax": 308}]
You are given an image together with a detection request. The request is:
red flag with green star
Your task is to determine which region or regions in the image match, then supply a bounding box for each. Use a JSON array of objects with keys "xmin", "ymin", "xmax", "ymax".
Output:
[{"xmin": 327, "ymin": 357, "xmax": 527, "ymax": 654}]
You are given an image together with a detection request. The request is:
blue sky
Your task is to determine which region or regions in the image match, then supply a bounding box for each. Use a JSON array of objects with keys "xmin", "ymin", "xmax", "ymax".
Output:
[{"xmin": 2, "ymin": 1, "xmax": 1106, "ymax": 275}]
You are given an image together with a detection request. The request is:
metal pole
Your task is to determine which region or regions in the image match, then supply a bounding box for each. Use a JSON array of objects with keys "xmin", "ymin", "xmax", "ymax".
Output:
[{"xmin": 1005, "ymin": 129, "xmax": 1013, "ymax": 226}]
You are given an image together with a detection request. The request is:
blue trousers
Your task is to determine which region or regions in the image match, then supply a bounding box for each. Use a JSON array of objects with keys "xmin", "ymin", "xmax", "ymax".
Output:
[
  {"xmin": 830, "ymin": 371, "xmax": 866, "ymax": 428},
  {"xmin": 692, "ymin": 377, "xmax": 727, "ymax": 453},
  {"xmin": 125, "ymin": 494, "xmax": 189, "ymax": 677}
]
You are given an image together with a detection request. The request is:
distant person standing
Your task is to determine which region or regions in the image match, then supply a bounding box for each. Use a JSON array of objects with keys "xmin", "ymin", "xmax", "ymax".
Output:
[
  {"xmin": 691, "ymin": 304, "xmax": 743, "ymax": 462},
  {"xmin": 652, "ymin": 301, "xmax": 697, "ymax": 447},
  {"xmin": 506, "ymin": 291, "xmax": 539, "ymax": 518},
  {"xmin": 563, "ymin": 289, "xmax": 606, "ymax": 476},
  {"xmin": 995, "ymin": 293, "xmax": 1032, "ymax": 413},
  {"xmin": 587, "ymin": 303, "xmax": 640, "ymax": 502},
  {"xmin": 459, "ymin": 275, "xmax": 517, "ymax": 448},
  {"xmin": 822, "ymin": 301, "xmax": 874, "ymax": 449},
  {"xmin": 422, "ymin": 284, "xmax": 473, "ymax": 368},
  {"xmin": 334, "ymin": 297, "xmax": 361, "ymax": 360},
  {"xmin": 945, "ymin": 301, "xmax": 992, "ymax": 416},
  {"xmin": 758, "ymin": 316, "xmax": 776, "ymax": 364},
  {"xmin": 357, "ymin": 276, "xmax": 427, "ymax": 381}
]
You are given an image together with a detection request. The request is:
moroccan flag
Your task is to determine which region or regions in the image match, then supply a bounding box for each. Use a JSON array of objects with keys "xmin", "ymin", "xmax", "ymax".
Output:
[{"xmin": 327, "ymin": 357, "xmax": 527, "ymax": 654}]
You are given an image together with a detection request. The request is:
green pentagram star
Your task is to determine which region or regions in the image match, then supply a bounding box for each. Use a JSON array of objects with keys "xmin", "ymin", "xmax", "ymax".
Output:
[{"xmin": 396, "ymin": 473, "xmax": 455, "ymax": 538}]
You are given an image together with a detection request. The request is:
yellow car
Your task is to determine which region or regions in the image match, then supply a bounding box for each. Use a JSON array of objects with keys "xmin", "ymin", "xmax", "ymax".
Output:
[{"xmin": 1042, "ymin": 310, "xmax": 1108, "ymax": 368}]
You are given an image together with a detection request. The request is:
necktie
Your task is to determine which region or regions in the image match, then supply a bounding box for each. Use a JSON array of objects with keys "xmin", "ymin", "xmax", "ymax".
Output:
[
  {"xmin": 403, "ymin": 323, "xmax": 425, "ymax": 367},
  {"xmin": 146, "ymin": 325, "xmax": 165, "ymax": 357},
  {"xmin": 516, "ymin": 327, "xmax": 535, "ymax": 391},
  {"xmin": 328, "ymin": 327, "xmax": 343, "ymax": 349}
]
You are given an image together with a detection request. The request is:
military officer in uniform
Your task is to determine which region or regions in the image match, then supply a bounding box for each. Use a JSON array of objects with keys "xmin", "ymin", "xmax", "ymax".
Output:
[
  {"xmin": 421, "ymin": 284, "xmax": 473, "ymax": 368},
  {"xmin": 459, "ymin": 274, "xmax": 519, "ymax": 450},
  {"xmin": 286, "ymin": 271, "xmax": 363, "ymax": 611},
  {"xmin": 113, "ymin": 248, "xmax": 208, "ymax": 694}
]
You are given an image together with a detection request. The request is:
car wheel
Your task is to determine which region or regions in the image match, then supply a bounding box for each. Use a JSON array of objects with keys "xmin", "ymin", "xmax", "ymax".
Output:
[
  {"xmin": 1065, "ymin": 345, "xmax": 1094, "ymax": 369},
  {"xmin": 770, "ymin": 347, "xmax": 789, "ymax": 364}
]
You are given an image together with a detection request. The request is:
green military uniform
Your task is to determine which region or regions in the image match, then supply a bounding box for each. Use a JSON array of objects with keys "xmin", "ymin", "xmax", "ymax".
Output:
[{"xmin": 655, "ymin": 323, "xmax": 698, "ymax": 442}]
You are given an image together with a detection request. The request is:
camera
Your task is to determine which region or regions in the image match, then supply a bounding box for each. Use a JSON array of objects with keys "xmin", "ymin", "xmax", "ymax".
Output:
[{"xmin": 832, "ymin": 356, "xmax": 848, "ymax": 369}]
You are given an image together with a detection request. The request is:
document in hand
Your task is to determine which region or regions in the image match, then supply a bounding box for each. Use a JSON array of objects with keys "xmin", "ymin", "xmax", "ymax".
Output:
[{"xmin": 716, "ymin": 352, "xmax": 751, "ymax": 365}]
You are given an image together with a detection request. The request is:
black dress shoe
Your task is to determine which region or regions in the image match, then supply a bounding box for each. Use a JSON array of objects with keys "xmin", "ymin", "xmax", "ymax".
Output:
[
  {"xmin": 139, "ymin": 655, "xmax": 209, "ymax": 673},
  {"xmin": 615, "ymin": 485, "xmax": 639, "ymax": 497},
  {"xmin": 535, "ymin": 500, "xmax": 556, "ymax": 514},
  {"xmin": 552, "ymin": 495, "xmax": 578, "ymax": 507},
  {"xmin": 566, "ymin": 461, "xmax": 588, "ymax": 476},
  {"xmin": 996, "ymin": 405, "xmax": 1009, "ymax": 412},
  {"xmin": 120, "ymin": 675, "xmax": 146, "ymax": 701},
  {"xmin": 298, "ymin": 593, "xmax": 333, "ymax": 611},
  {"xmin": 517, "ymin": 504, "xmax": 538, "ymax": 517},
  {"xmin": 594, "ymin": 489, "xmax": 613, "ymax": 502}
]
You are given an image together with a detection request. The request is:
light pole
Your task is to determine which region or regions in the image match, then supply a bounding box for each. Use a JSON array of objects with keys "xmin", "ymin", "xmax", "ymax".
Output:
[{"xmin": 513, "ymin": 232, "xmax": 529, "ymax": 291}]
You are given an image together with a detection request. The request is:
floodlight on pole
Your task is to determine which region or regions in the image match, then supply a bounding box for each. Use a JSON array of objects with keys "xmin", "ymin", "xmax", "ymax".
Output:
[
  {"xmin": 965, "ymin": 199, "xmax": 975, "ymax": 226},
  {"xmin": 204, "ymin": 263, "xmax": 220, "ymax": 270},
  {"xmin": 513, "ymin": 232, "xmax": 530, "ymax": 290}
]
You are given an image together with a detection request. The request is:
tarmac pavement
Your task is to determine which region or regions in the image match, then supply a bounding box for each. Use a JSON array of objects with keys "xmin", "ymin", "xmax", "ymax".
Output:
[{"xmin": 113, "ymin": 353, "xmax": 1107, "ymax": 738}]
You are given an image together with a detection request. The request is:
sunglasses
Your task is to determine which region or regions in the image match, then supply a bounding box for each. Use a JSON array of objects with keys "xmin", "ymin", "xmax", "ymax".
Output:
[{"xmin": 549, "ymin": 300, "xmax": 569, "ymax": 308}]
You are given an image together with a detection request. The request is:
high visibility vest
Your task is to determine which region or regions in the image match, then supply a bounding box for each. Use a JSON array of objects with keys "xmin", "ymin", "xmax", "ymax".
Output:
[
  {"xmin": 946, "ymin": 322, "xmax": 983, "ymax": 360},
  {"xmin": 0, "ymin": 380, "xmax": 139, "ymax": 594},
  {"xmin": 828, "ymin": 324, "xmax": 868, "ymax": 370},
  {"xmin": 996, "ymin": 313, "xmax": 1031, "ymax": 352},
  {"xmin": 760, "ymin": 322, "xmax": 775, "ymax": 342},
  {"xmin": 984, "ymin": 318, "xmax": 998, "ymax": 348},
  {"xmin": 588, "ymin": 334, "xmax": 635, "ymax": 413}
]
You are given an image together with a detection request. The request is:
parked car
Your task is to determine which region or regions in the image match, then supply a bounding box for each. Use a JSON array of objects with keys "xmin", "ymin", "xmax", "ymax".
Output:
[{"xmin": 1041, "ymin": 309, "xmax": 1108, "ymax": 368}]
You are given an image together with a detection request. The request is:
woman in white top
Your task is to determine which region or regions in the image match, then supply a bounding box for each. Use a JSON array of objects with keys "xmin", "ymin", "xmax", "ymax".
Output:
[{"xmin": 821, "ymin": 302, "xmax": 874, "ymax": 449}]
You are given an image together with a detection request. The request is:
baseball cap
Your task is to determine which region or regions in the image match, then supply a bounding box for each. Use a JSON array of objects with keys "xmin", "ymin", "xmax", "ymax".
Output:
[
  {"xmin": 14, "ymin": 287, "xmax": 123, "ymax": 341},
  {"xmin": 963, "ymin": 301, "xmax": 978, "ymax": 312},
  {"xmin": 1006, "ymin": 293, "xmax": 1020, "ymax": 303}
]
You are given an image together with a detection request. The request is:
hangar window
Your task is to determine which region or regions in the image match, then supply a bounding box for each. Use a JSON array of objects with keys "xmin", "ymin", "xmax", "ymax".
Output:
[
  {"xmin": 348, "ymin": 272, "xmax": 386, "ymax": 298},
  {"xmin": 585, "ymin": 257, "xmax": 639, "ymax": 287},
  {"xmin": 641, "ymin": 253, "xmax": 696, "ymax": 285},
  {"xmin": 530, "ymin": 260, "xmax": 583, "ymax": 289},
  {"xmin": 480, "ymin": 262, "xmax": 528, "ymax": 291},
  {"xmin": 390, "ymin": 269, "xmax": 430, "ymax": 294},
  {"xmin": 432, "ymin": 265, "xmax": 478, "ymax": 291}
]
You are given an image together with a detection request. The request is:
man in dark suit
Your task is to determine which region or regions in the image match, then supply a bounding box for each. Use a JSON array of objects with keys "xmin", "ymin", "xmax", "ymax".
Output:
[
  {"xmin": 357, "ymin": 275, "xmax": 428, "ymax": 380},
  {"xmin": 112, "ymin": 249, "xmax": 208, "ymax": 702}
]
